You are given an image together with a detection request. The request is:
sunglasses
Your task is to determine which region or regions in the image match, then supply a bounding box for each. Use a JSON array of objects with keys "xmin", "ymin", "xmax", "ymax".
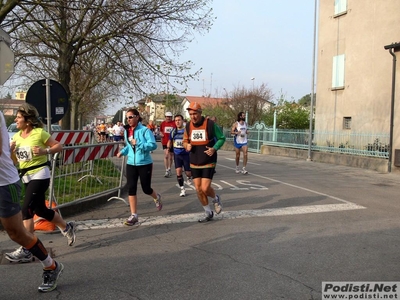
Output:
[{"xmin": 126, "ymin": 115, "xmax": 138, "ymax": 119}]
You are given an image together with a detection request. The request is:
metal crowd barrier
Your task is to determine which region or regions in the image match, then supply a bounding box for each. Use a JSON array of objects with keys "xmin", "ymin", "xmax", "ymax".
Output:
[
  {"xmin": 47, "ymin": 131, "xmax": 127, "ymax": 212},
  {"xmin": 51, "ymin": 129, "xmax": 94, "ymax": 145}
]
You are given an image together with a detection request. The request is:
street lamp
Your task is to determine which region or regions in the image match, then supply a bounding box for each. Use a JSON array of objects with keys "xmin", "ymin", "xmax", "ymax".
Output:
[{"xmin": 251, "ymin": 77, "xmax": 255, "ymax": 90}]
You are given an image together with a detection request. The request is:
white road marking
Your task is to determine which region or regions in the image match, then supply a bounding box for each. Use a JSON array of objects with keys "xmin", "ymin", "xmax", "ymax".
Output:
[
  {"xmin": 218, "ymin": 164, "xmax": 355, "ymax": 205},
  {"xmin": 77, "ymin": 203, "xmax": 365, "ymax": 230},
  {"xmin": 77, "ymin": 160, "xmax": 366, "ymax": 230}
]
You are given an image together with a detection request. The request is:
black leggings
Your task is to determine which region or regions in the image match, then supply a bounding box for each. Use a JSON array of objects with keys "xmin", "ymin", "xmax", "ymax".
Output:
[
  {"xmin": 126, "ymin": 163, "xmax": 154, "ymax": 196},
  {"xmin": 22, "ymin": 178, "xmax": 55, "ymax": 221}
]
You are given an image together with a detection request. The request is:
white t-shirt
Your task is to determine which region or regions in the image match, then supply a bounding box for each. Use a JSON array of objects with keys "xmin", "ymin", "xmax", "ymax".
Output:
[
  {"xmin": 0, "ymin": 112, "xmax": 20, "ymax": 186},
  {"xmin": 113, "ymin": 124, "xmax": 123, "ymax": 136}
]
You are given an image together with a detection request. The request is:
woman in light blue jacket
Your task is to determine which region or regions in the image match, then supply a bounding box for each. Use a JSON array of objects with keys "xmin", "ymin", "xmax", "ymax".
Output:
[{"xmin": 117, "ymin": 108, "xmax": 162, "ymax": 226}]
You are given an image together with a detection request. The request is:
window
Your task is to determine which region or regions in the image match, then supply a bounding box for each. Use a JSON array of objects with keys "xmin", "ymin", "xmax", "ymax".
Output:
[
  {"xmin": 332, "ymin": 54, "xmax": 345, "ymax": 89},
  {"xmin": 343, "ymin": 117, "xmax": 351, "ymax": 130},
  {"xmin": 334, "ymin": 0, "xmax": 347, "ymax": 16}
]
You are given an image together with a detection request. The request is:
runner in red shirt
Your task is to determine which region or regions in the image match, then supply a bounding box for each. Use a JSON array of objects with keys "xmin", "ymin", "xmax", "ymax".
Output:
[{"xmin": 159, "ymin": 112, "xmax": 176, "ymax": 177}]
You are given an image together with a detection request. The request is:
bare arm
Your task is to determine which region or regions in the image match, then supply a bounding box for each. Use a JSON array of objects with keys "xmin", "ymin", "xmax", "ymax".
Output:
[
  {"xmin": 231, "ymin": 123, "xmax": 237, "ymax": 135},
  {"xmin": 43, "ymin": 137, "xmax": 62, "ymax": 155}
]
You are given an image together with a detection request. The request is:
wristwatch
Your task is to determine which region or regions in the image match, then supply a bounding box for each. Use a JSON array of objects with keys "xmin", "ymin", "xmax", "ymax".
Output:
[{"xmin": 46, "ymin": 148, "xmax": 51, "ymax": 154}]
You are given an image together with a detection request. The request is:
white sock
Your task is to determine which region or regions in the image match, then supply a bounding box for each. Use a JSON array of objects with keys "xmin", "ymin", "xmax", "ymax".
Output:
[
  {"xmin": 40, "ymin": 255, "xmax": 54, "ymax": 269},
  {"xmin": 203, "ymin": 205, "xmax": 212, "ymax": 214}
]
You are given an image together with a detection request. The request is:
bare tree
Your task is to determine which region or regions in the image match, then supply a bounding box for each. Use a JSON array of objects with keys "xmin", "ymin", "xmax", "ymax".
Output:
[
  {"xmin": 225, "ymin": 83, "xmax": 273, "ymax": 125},
  {"xmin": 68, "ymin": 47, "xmax": 125, "ymax": 128},
  {"xmin": 202, "ymin": 102, "xmax": 231, "ymax": 128},
  {"xmin": 0, "ymin": 0, "xmax": 20, "ymax": 24},
  {"xmin": 3, "ymin": 0, "xmax": 214, "ymax": 128}
]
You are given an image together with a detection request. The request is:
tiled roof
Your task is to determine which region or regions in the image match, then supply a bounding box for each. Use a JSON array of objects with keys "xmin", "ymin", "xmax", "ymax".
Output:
[{"xmin": 183, "ymin": 96, "xmax": 226, "ymax": 107}]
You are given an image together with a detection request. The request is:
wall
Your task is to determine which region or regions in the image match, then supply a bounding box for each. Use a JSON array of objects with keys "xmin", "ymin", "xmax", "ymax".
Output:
[{"xmin": 316, "ymin": 1, "xmax": 400, "ymax": 172}]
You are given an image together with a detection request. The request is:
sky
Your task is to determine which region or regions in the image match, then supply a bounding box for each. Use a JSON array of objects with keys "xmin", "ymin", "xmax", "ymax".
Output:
[
  {"xmin": 1, "ymin": 0, "xmax": 318, "ymax": 116},
  {"xmin": 177, "ymin": 0, "xmax": 317, "ymax": 102}
]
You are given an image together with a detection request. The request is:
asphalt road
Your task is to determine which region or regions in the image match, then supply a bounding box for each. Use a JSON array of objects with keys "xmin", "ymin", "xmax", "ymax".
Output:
[{"xmin": 1, "ymin": 149, "xmax": 400, "ymax": 300}]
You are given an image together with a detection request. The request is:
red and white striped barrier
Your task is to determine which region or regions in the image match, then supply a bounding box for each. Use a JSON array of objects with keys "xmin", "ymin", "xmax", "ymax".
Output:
[
  {"xmin": 63, "ymin": 144, "xmax": 120, "ymax": 165},
  {"xmin": 52, "ymin": 130, "xmax": 91, "ymax": 145}
]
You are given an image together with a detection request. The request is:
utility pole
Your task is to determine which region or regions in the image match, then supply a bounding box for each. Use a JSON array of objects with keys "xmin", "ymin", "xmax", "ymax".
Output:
[{"xmin": 307, "ymin": 0, "xmax": 318, "ymax": 162}]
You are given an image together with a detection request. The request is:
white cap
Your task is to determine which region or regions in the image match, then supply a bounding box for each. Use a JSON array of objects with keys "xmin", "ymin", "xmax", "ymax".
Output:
[{"xmin": 165, "ymin": 112, "xmax": 173, "ymax": 117}]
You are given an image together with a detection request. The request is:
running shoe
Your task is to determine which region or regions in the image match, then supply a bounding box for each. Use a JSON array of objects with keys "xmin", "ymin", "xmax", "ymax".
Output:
[
  {"xmin": 198, "ymin": 211, "xmax": 214, "ymax": 223},
  {"xmin": 242, "ymin": 168, "xmax": 248, "ymax": 175},
  {"xmin": 154, "ymin": 193, "xmax": 163, "ymax": 211},
  {"xmin": 186, "ymin": 177, "xmax": 192, "ymax": 185},
  {"xmin": 180, "ymin": 188, "xmax": 186, "ymax": 197},
  {"xmin": 235, "ymin": 167, "xmax": 240, "ymax": 174},
  {"xmin": 124, "ymin": 214, "xmax": 138, "ymax": 226},
  {"xmin": 213, "ymin": 195, "xmax": 223, "ymax": 214},
  {"xmin": 164, "ymin": 170, "xmax": 169, "ymax": 178},
  {"xmin": 167, "ymin": 169, "xmax": 172, "ymax": 177},
  {"xmin": 63, "ymin": 221, "xmax": 77, "ymax": 246},
  {"xmin": 5, "ymin": 246, "xmax": 33, "ymax": 263},
  {"xmin": 38, "ymin": 261, "xmax": 64, "ymax": 293}
]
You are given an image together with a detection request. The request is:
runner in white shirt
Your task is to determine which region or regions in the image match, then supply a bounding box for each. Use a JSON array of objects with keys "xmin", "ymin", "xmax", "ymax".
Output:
[
  {"xmin": 113, "ymin": 121, "xmax": 124, "ymax": 142},
  {"xmin": 231, "ymin": 111, "xmax": 249, "ymax": 174}
]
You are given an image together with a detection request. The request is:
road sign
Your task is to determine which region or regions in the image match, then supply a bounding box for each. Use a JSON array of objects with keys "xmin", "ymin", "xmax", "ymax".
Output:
[
  {"xmin": 26, "ymin": 79, "xmax": 69, "ymax": 124},
  {"xmin": 0, "ymin": 29, "xmax": 14, "ymax": 85}
]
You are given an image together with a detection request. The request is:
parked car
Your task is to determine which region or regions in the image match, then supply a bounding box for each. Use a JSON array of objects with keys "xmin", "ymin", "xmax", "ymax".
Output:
[{"xmin": 7, "ymin": 123, "xmax": 62, "ymax": 142}]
